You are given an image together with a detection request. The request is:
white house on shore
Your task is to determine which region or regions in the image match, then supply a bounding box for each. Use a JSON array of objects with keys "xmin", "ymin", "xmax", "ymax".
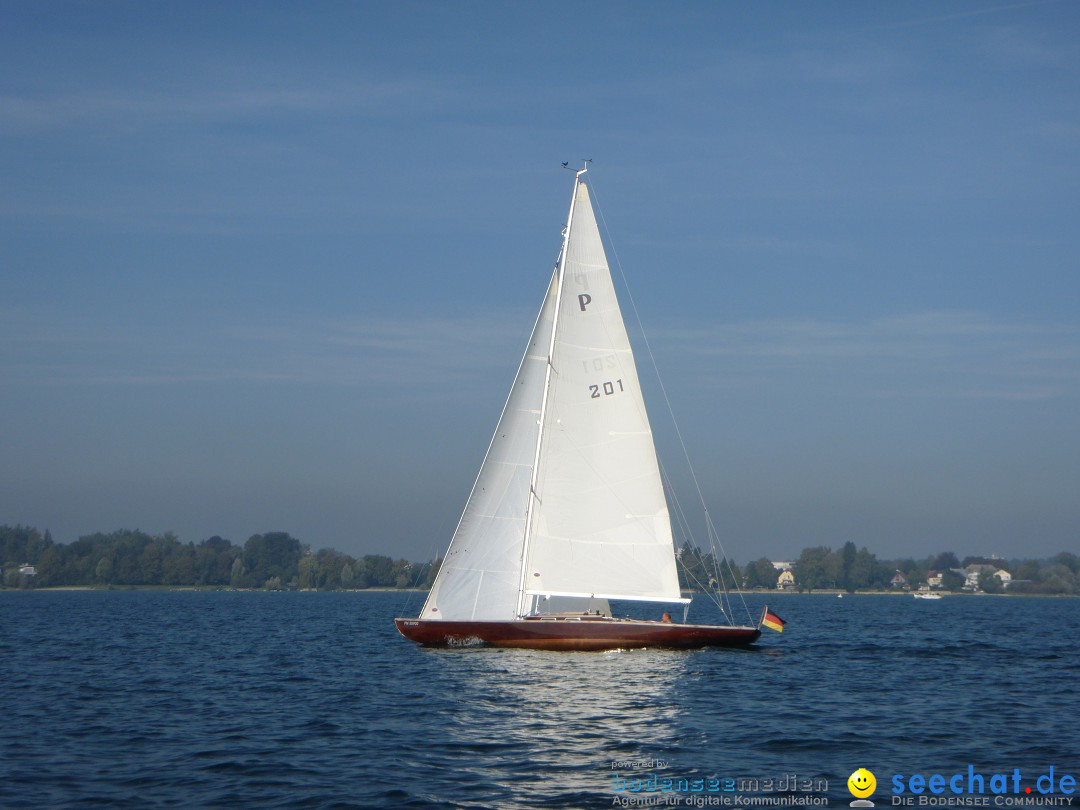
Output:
[
  {"xmin": 960, "ymin": 564, "xmax": 1012, "ymax": 591},
  {"xmin": 772, "ymin": 561, "xmax": 795, "ymax": 590}
]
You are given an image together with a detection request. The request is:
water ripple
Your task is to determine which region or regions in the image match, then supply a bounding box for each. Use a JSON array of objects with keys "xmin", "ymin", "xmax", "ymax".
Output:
[{"xmin": 1, "ymin": 591, "xmax": 1078, "ymax": 808}]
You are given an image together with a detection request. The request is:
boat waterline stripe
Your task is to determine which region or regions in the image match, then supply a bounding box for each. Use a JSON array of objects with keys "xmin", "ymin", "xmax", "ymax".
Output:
[{"xmin": 525, "ymin": 589, "xmax": 692, "ymax": 604}]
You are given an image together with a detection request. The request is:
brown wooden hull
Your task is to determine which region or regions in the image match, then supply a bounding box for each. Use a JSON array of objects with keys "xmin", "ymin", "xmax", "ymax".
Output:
[{"xmin": 394, "ymin": 617, "xmax": 761, "ymax": 651}]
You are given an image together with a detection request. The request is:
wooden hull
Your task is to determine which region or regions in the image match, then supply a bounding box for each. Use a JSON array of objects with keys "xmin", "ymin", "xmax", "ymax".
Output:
[{"xmin": 394, "ymin": 617, "xmax": 761, "ymax": 651}]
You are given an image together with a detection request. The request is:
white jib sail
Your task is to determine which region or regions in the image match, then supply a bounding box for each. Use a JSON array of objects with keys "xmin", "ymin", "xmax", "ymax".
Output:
[
  {"xmin": 525, "ymin": 181, "xmax": 684, "ymax": 604},
  {"xmin": 420, "ymin": 273, "xmax": 558, "ymax": 621}
]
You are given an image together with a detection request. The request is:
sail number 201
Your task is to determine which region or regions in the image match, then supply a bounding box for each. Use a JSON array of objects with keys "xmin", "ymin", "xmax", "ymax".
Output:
[{"xmin": 589, "ymin": 379, "xmax": 625, "ymax": 399}]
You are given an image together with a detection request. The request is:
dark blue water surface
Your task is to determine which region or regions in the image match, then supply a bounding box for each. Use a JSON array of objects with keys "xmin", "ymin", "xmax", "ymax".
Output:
[{"xmin": 1, "ymin": 591, "xmax": 1077, "ymax": 809}]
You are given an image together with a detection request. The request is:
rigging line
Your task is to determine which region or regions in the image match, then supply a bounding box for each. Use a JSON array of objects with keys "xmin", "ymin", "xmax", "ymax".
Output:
[
  {"xmin": 675, "ymin": 559, "xmax": 719, "ymax": 615},
  {"xmin": 658, "ymin": 458, "xmax": 724, "ymax": 614},
  {"xmin": 663, "ymin": 458, "xmax": 744, "ymax": 621},
  {"xmin": 715, "ymin": 518, "xmax": 753, "ymax": 617},
  {"xmin": 590, "ymin": 178, "xmax": 755, "ymax": 626},
  {"xmin": 661, "ymin": 454, "xmax": 743, "ymax": 623},
  {"xmin": 660, "ymin": 484, "xmax": 722, "ymax": 614},
  {"xmin": 401, "ymin": 533, "xmax": 445, "ymax": 617},
  {"xmin": 704, "ymin": 506, "xmax": 754, "ymax": 623},
  {"xmin": 685, "ymin": 498, "xmax": 736, "ymax": 616}
]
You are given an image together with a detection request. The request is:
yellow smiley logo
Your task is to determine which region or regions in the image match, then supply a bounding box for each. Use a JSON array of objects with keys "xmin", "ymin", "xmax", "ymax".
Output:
[{"xmin": 848, "ymin": 768, "xmax": 876, "ymax": 798}]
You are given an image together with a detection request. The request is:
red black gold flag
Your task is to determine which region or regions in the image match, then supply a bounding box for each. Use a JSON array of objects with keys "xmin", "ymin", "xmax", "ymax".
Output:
[{"xmin": 761, "ymin": 609, "xmax": 786, "ymax": 633}]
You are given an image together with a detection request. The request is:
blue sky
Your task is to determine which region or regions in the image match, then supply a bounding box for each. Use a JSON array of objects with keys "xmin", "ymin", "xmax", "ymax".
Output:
[{"xmin": 2, "ymin": 1, "xmax": 1078, "ymax": 564}]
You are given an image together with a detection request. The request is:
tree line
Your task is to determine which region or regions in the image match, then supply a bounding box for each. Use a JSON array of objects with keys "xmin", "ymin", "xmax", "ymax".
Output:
[
  {"xmin": 3, "ymin": 524, "xmax": 1077, "ymax": 594},
  {"xmin": 678, "ymin": 542, "xmax": 1080, "ymax": 595},
  {"xmin": 1, "ymin": 525, "xmax": 438, "ymax": 591}
]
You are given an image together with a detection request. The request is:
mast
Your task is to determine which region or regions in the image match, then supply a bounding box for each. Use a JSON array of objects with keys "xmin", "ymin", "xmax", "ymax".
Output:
[{"xmin": 514, "ymin": 165, "xmax": 587, "ymax": 617}]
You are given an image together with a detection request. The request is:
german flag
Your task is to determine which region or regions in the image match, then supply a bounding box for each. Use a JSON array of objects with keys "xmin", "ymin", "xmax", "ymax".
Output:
[{"xmin": 760, "ymin": 607, "xmax": 786, "ymax": 633}]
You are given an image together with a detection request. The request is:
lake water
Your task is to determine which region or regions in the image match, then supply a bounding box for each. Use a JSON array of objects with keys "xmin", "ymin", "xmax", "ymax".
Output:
[{"xmin": 1, "ymin": 590, "xmax": 1077, "ymax": 808}]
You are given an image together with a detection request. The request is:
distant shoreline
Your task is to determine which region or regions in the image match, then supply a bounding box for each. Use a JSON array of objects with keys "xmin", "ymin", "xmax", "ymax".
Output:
[
  {"xmin": 1, "ymin": 585, "xmax": 430, "ymax": 593},
  {"xmin": 3, "ymin": 586, "xmax": 1075, "ymax": 597},
  {"xmin": 731, "ymin": 588, "xmax": 1078, "ymax": 598}
]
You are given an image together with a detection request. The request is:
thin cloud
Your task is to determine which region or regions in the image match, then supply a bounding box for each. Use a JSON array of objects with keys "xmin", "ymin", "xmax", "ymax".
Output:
[
  {"xmin": 656, "ymin": 310, "xmax": 1080, "ymax": 401},
  {"xmin": 0, "ymin": 309, "xmax": 531, "ymax": 395},
  {"xmin": 6, "ymin": 307, "xmax": 1077, "ymax": 403},
  {"xmin": 869, "ymin": 0, "xmax": 1064, "ymax": 32},
  {"xmin": 0, "ymin": 75, "xmax": 461, "ymax": 135}
]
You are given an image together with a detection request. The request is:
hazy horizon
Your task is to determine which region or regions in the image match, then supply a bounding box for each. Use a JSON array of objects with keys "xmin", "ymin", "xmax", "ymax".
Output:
[{"xmin": 4, "ymin": 523, "xmax": 1074, "ymax": 569}]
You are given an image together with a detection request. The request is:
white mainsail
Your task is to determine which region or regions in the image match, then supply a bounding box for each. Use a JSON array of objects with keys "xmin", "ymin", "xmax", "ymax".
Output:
[
  {"xmin": 524, "ymin": 181, "xmax": 684, "ymax": 606},
  {"xmin": 422, "ymin": 173, "xmax": 684, "ymax": 622}
]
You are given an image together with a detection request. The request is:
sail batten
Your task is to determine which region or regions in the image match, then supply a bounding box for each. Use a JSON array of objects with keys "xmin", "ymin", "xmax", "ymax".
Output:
[
  {"xmin": 525, "ymin": 589, "xmax": 692, "ymax": 605},
  {"xmin": 533, "ymin": 531, "xmax": 663, "ymax": 544}
]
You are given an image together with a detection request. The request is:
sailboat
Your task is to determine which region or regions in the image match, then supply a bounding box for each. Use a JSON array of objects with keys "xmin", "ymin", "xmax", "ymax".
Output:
[
  {"xmin": 913, "ymin": 588, "xmax": 942, "ymax": 600},
  {"xmin": 395, "ymin": 165, "xmax": 768, "ymax": 650}
]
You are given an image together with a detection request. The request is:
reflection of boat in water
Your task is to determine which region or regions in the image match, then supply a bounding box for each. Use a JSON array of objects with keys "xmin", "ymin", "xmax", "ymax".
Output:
[
  {"xmin": 913, "ymin": 589, "xmax": 942, "ymax": 600},
  {"xmin": 396, "ymin": 166, "xmax": 765, "ymax": 650}
]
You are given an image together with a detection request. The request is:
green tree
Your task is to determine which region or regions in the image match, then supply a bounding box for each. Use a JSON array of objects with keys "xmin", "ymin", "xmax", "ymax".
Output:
[
  {"xmin": 715, "ymin": 557, "xmax": 741, "ymax": 590},
  {"xmin": 941, "ymin": 570, "xmax": 965, "ymax": 591},
  {"xmin": 161, "ymin": 537, "xmax": 196, "ymax": 585},
  {"xmin": 421, "ymin": 558, "xmax": 441, "ymax": 589},
  {"xmin": 840, "ymin": 542, "xmax": 857, "ymax": 590},
  {"xmin": 1052, "ymin": 552, "xmax": 1080, "ymax": 575},
  {"xmin": 243, "ymin": 532, "xmax": 302, "ymax": 588},
  {"xmin": 1, "ymin": 525, "xmax": 52, "ymax": 569},
  {"xmin": 392, "ymin": 559, "xmax": 414, "ymax": 588},
  {"xmin": 362, "ymin": 555, "xmax": 395, "ymax": 586},
  {"xmin": 677, "ymin": 546, "xmax": 710, "ymax": 590},
  {"xmin": 794, "ymin": 546, "xmax": 831, "ymax": 592},
  {"xmin": 194, "ymin": 536, "xmax": 238, "ymax": 586},
  {"xmin": 298, "ymin": 555, "xmax": 321, "ymax": 589},
  {"xmin": 822, "ymin": 550, "xmax": 844, "ymax": 589},
  {"xmin": 931, "ymin": 551, "xmax": 961, "ymax": 572},
  {"xmin": 230, "ymin": 557, "xmax": 245, "ymax": 588},
  {"xmin": 36, "ymin": 545, "xmax": 63, "ymax": 586},
  {"xmin": 744, "ymin": 557, "xmax": 778, "ymax": 589},
  {"xmin": 315, "ymin": 548, "xmax": 354, "ymax": 589},
  {"xmin": 340, "ymin": 562, "xmax": 355, "ymax": 589},
  {"xmin": 979, "ymin": 571, "xmax": 1005, "ymax": 594},
  {"xmin": 1037, "ymin": 564, "xmax": 1078, "ymax": 595},
  {"xmin": 95, "ymin": 556, "xmax": 113, "ymax": 584},
  {"xmin": 847, "ymin": 547, "xmax": 877, "ymax": 591},
  {"xmin": 139, "ymin": 542, "xmax": 164, "ymax": 585}
]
